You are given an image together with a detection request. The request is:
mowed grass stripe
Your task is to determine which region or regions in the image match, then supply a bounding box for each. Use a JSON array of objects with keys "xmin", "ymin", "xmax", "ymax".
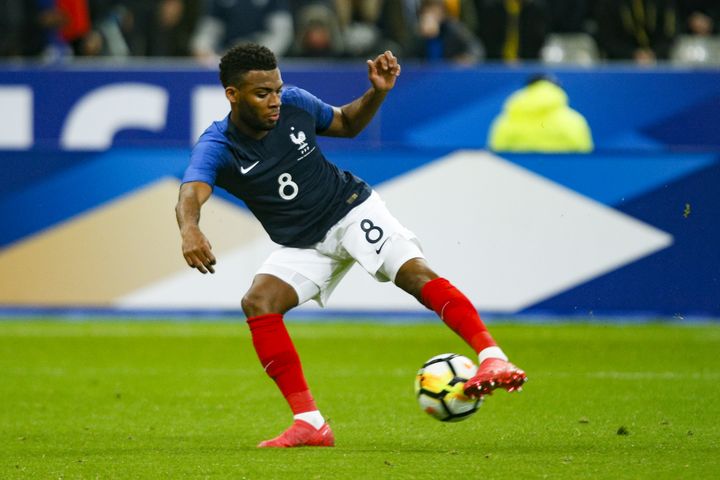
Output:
[{"xmin": 1, "ymin": 320, "xmax": 719, "ymax": 479}]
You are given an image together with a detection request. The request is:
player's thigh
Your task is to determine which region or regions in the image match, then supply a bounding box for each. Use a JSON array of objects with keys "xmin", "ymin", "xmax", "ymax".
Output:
[
  {"xmin": 256, "ymin": 246, "xmax": 340, "ymax": 307},
  {"xmin": 242, "ymin": 273, "xmax": 299, "ymax": 316}
]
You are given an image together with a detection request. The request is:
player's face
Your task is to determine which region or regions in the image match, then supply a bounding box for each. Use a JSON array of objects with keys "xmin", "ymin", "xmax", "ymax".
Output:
[{"xmin": 227, "ymin": 68, "xmax": 283, "ymax": 138}]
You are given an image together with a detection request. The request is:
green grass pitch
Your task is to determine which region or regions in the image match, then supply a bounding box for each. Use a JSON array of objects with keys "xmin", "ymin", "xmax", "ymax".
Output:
[{"xmin": 1, "ymin": 319, "xmax": 719, "ymax": 479}]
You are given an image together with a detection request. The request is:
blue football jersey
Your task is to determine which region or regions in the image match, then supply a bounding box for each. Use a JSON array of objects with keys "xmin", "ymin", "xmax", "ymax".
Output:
[{"xmin": 182, "ymin": 86, "xmax": 371, "ymax": 247}]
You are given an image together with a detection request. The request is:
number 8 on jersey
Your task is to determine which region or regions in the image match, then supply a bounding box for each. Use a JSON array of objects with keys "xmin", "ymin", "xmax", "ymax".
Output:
[{"xmin": 278, "ymin": 173, "xmax": 299, "ymax": 200}]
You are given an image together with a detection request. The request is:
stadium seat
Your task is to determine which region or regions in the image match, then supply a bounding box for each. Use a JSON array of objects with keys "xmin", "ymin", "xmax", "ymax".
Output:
[
  {"xmin": 541, "ymin": 33, "xmax": 599, "ymax": 66},
  {"xmin": 670, "ymin": 35, "xmax": 720, "ymax": 66}
]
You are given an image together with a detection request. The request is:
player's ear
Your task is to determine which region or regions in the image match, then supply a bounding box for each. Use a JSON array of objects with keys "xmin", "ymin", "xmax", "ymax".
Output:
[{"xmin": 225, "ymin": 86, "xmax": 239, "ymax": 103}]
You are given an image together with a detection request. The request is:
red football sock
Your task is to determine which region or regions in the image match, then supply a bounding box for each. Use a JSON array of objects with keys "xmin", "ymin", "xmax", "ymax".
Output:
[
  {"xmin": 421, "ymin": 278, "xmax": 497, "ymax": 354},
  {"xmin": 247, "ymin": 313, "xmax": 317, "ymax": 415}
]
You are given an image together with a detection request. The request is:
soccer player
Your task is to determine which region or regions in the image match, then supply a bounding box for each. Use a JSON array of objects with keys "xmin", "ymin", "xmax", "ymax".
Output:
[{"xmin": 175, "ymin": 43, "xmax": 527, "ymax": 448}]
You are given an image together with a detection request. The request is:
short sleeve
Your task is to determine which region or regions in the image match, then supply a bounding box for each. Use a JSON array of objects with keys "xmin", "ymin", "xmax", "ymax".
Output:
[
  {"xmin": 281, "ymin": 86, "xmax": 334, "ymax": 132},
  {"xmin": 182, "ymin": 140, "xmax": 228, "ymax": 187}
]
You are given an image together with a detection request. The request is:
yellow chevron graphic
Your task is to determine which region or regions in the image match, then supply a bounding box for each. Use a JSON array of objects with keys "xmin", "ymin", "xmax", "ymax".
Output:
[{"xmin": 0, "ymin": 178, "xmax": 264, "ymax": 305}]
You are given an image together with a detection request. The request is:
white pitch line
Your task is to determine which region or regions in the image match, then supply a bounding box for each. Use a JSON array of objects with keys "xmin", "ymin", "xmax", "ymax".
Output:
[{"xmin": 544, "ymin": 371, "xmax": 720, "ymax": 380}]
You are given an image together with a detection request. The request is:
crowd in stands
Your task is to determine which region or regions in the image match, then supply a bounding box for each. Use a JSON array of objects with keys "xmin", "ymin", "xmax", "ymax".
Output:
[{"xmin": 0, "ymin": 0, "xmax": 718, "ymax": 64}]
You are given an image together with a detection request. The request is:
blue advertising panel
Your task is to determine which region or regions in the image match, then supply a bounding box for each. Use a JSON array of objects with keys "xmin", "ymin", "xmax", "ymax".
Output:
[
  {"xmin": 1, "ymin": 64, "xmax": 718, "ymax": 317},
  {"xmin": 2, "ymin": 63, "xmax": 720, "ymax": 151}
]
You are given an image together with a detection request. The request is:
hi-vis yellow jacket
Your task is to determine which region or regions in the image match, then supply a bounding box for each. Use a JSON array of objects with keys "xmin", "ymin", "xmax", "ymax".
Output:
[{"xmin": 488, "ymin": 80, "xmax": 594, "ymax": 153}]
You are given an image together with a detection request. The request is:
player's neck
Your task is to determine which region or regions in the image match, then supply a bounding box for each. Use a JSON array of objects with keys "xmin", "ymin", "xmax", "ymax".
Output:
[{"xmin": 230, "ymin": 110, "xmax": 270, "ymax": 141}]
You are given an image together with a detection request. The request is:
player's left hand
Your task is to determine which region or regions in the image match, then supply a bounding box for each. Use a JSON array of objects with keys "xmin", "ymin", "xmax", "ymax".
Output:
[{"xmin": 367, "ymin": 51, "xmax": 401, "ymax": 92}]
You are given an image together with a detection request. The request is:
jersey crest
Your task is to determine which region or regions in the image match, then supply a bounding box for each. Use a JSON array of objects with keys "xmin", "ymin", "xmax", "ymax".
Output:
[{"xmin": 290, "ymin": 126, "xmax": 314, "ymax": 159}]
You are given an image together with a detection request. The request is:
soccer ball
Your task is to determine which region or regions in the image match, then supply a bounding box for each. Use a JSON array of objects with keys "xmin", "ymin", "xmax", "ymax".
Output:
[{"xmin": 414, "ymin": 353, "xmax": 482, "ymax": 422}]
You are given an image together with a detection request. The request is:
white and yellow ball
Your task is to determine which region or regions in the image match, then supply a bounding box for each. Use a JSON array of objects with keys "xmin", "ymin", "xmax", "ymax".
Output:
[{"xmin": 414, "ymin": 353, "xmax": 482, "ymax": 422}]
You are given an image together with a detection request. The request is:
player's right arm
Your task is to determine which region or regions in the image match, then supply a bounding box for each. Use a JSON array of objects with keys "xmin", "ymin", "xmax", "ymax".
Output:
[{"xmin": 176, "ymin": 181, "xmax": 216, "ymax": 274}]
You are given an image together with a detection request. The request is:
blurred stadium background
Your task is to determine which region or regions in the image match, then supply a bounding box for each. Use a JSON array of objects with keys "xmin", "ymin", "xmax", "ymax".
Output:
[{"xmin": 2, "ymin": 2, "xmax": 720, "ymax": 478}]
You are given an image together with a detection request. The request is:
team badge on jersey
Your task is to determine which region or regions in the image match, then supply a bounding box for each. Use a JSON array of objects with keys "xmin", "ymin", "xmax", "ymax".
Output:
[{"xmin": 290, "ymin": 126, "xmax": 315, "ymax": 160}]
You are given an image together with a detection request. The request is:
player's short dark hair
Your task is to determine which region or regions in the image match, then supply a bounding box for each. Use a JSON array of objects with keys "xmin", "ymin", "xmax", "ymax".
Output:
[{"xmin": 219, "ymin": 43, "xmax": 278, "ymax": 88}]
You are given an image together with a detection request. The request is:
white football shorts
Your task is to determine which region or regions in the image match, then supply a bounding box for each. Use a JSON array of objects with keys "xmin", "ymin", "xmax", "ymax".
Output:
[{"xmin": 256, "ymin": 191, "xmax": 425, "ymax": 306}]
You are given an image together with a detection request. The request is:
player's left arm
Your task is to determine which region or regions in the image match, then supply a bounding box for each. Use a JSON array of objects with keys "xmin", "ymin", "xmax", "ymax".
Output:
[{"xmin": 321, "ymin": 51, "xmax": 401, "ymax": 138}]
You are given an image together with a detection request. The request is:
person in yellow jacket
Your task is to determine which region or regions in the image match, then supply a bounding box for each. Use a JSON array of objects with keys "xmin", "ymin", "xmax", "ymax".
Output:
[{"xmin": 488, "ymin": 75, "xmax": 593, "ymax": 152}]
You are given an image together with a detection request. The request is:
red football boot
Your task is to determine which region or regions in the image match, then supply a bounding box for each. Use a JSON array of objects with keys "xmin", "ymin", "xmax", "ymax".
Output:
[
  {"xmin": 258, "ymin": 420, "xmax": 335, "ymax": 448},
  {"xmin": 464, "ymin": 358, "xmax": 527, "ymax": 397}
]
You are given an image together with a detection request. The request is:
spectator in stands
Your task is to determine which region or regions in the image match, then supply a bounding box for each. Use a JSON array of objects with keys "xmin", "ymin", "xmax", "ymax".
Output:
[
  {"xmin": 333, "ymin": 0, "xmax": 386, "ymax": 56},
  {"xmin": 380, "ymin": 0, "xmax": 482, "ymax": 58},
  {"xmin": 124, "ymin": 0, "xmax": 200, "ymax": 56},
  {"xmin": 74, "ymin": 1, "xmax": 126, "ymax": 57},
  {"xmin": 1, "ymin": 0, "xmax": 125, "ymax": 58},
  {"xmin": 288, "ymin": 2, "xmax": 345, "ymax": 57},
  {"xmin": 191, "ymin": 0, "xmax": 294, "ymax": 60},
  {"xmin": 409, "ymin": 0, "xmax": 483, "ymax": 63},
  {"xmin": 57, "ymin": 0, "xmax": 93, "ymax": 55},
  {"xmin": 594, "ymin": 0, "xmax": 677, "ymax": 64},
  {"xmin": 488, "ymin": 74, "xmax": 593, "ymax": 152},
  {"xmin": 27, "ymin": 0, "xmax": 77, "ymax": 58},
  {"xmin": 678, "ymin": 1, "xmax": 719, "ymax": 36},
  {"xmin": 11, "ymin": 0, "xmax": 96, "ymax": 58},
  {"xmin": 441, "ymin": 0, "xmax": 480, "ymax": 33},
  {"xmin": 334, "ymin": 0, "xmax": 383, "ymax": 28},
  {"xmin": 473, "ymin": 0, "xmax": 548, "ymax": 62},
  {"xmin": 378, "ymin": 0, "xmax": 420, "ymax": 56}
]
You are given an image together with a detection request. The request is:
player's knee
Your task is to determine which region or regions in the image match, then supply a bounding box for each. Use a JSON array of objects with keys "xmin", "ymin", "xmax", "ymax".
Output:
[
  {"xmin": 241, "ymin": 291, "xmax": 276, "ymax": 317},
  {"xmin": 395, "ymin": 258, "xmax": 437, "ymax": 300}
]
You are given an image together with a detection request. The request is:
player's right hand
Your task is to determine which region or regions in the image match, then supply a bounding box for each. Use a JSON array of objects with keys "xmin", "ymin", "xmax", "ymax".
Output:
[
  {"xmin": 181, "ymin": 227, "xmax": 216, "ymax": 274},
  {"xmin": 367, "ymin": 50, "xmax": 401, "ymax": 93}
]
